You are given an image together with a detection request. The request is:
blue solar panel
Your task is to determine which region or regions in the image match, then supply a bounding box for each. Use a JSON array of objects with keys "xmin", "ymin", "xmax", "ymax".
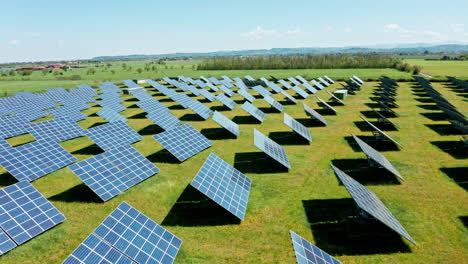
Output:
[
  {"xmin": 153, "ymin": 124, "xmax": 212, "ymax": 162},
  {"xmin": 311, "ymin": 80, "xmax": 325, "ymax": 90},
  {"xmin": 10, "ymin": 105, "xmax": 48, "ymax": 122},
  {"xmin": 303, "ymin": 103, "xmax": 327, "ymax": 126},
  {"xmin": 238, "ymin": 89, "xmax": 255, "ymax": 103},
  {"xmin": 288, "ymin": 77, "xmax": 302, "ymax": 86},
  {"xmin": 212, "ymin": 111, "xmax": 239, "ymax": 137},
  {"xmin": 28, "ymin": 118, "xmax": 84, "ymax": 142},
  {"xmin": 281, "ymin": 90, "xmax": 298, "ymax": 104},
  {"xmin": 98, "ymin": 101, "xmax": 126, "ymax": 113},
  {"xmin": 0, "ymin": 140, "xmax": 77, "ymax": 182},
  {"xmin": 253, "ymin": 129, "xmax": 290, "ymax": 169},
  {"xmin": 136, "ymin": 99, "xmax": 169, "ymax": 113},
  {"xmin": 291, "ymin": 86, "xmax": 309, "ymax": 98},
  {"xmin": 85, "ymin": 121, "xmax": 142, "ymax": 151},
  {"xmin": 264, "ymin": 95, "xmax": 283, "ymax": 112},
  {"xmin": 0, "ymin": 181, "xmax": 66, "ymax": 249},
  {"xmin": 187, "ymin": 100, "xmax": 213, "ymax": 120},
  {"xmin": 191, "ymin": 153, "xmax": 251, "ymax": 220},
  {"xmin": 0, "ymin": 228, "xmax": 16, "ymax": 255},
  {"xmin": 218, "ymin": 85, "xmax": 235, "ymax": 97},
  {"xmin": 198, "ymin": 89, "xmax": 216, "ymax": 102},
  {"xmin": 284, "ymin": 113, "xmax": 312, "ymax": 142},
  {"xmin": 97, "ymin": 108, "xmax": 127, "ymax": 123},
  {"xmin": 64, "ymin": 202, "xmax": 182, "ymax": 264},
  {"xmin": 0, "ymin": 115, "xmax": 30, "ymax": 139},
  {"xmin": 216, "ymin": 94, "xmax": 237, "ymax": 110},
  {"xmin": 68, "ymin": 146, "xmax": 159, "ymax": 201},
  {"xmin": 49, "ymin": 105, "xmax": 87, "ymax": 122},
  {"xmin": 146, "ymin": 111, "xmax": 183, "ymax": 131},
  {"xmin": 290, "ymin": 230, "xmax": 341, "ymax": 264},
  {"xmin": 252, "ymin": 85, "xmax": 272, "ymax": 97},
  {"xmin": 171, "ymin": 94, "xmax": 192, "ymax": 108},
  {"xmin": 279, "ymin": 80, "xmax": 293, "ymax": 89},
  {"xmin": 241, "ymin": 102, "xmax": 265, "ymax": 122}
]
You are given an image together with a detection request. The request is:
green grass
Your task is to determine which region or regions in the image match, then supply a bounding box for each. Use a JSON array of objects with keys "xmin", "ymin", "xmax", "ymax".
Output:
[
  {"xmin": 405, "ymin": 59, "xmax": 468, "ymax": 79},
  {"xmin": 0, "ymin": 79, "xmax": 467, "ymax": 263}
]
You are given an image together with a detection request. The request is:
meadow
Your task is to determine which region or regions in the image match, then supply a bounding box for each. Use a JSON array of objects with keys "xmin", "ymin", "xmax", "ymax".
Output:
[
  {"xmin": 0, "ymin": 73, "xmax": 467, "ymax": 263},
  {"xmin": 405, "ymin": 59, "xmax": 468, "ymax": 78}
]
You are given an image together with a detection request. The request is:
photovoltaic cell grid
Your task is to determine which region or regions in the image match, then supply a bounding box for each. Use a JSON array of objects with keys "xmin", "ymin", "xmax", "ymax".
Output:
[
  {"xmin": 191, "ymin": 153, "xmax": 251, "ymax": 220},
  {"xmin": 212, "ymin": 111, "xmax": 239, "ymax": 137},
  {"xmin": 241, "ymin": 102, "xmax": 265, "ymax": 122},
  {"xmin": 0, "ymin": 115, "xmax": 30, "ymax": 139},
  {"xmin": 60, "ymin": 98, "xmax": 90, "ymax": 111},
  {"xmin": 254, "ymin": 129, "xmax": 291, "ymax": 169},
  {"xmin": 64, "ymin": 202, "xmax": 182, "ymax": 264},
  {"xmin": 288, "ymin": 77, "xmax": 302, "ymax": 86},
  {"xmin": 360, "ymin": 116, "xmax": 402, "ymax": 147},
  {"xmin": 218, "ymin": 85, "xmax": 235, "ymax": 97},
  {"xmin": 49, "ymin": 105, "xmax": 87, "ymax": 122},
  {"xmin": 331, "ymin": 164, "xmax": 415, "ymax": 245},
  {"xmin": 281, "ymin": 90, "xmax": 298, "ymax": 104},
  {"xmin": 153, "ymin": 124, "xmax": 212, "ymax": 162},
  {"xmin": 252, "ymin": 85, "xmax": 272, "ymax": 97},
  {"xmin": 301, "ymin": 82, "xmax": 318, "ymax": 94},
  {"xmin": 238, "ymin": 89, "xmax": 255, "ymax": 103},
  {"xmin": 312, "ymin": 80, "xmax": 325, "ymax": 90},
  {"xmin": 316, "ymin": 97, "xmax": 337, "ymax": 113},
  {"xmin": 0, "ymin": 228, "xmax": 15, "ymax": 255},
  {"xmin": 198, "ymin": 89, "xmax": 216, "ymax": 102},
  {"xmin": 10, "ymin": 105, "xmax": 47, "ymax": 122},
  {"xmin": 85, "ymin": 121, "xmax": 142, "ymax": 151},
  {"xmin": 303, "ymin": 103, "xmax": 327, "ymax": 126},
  {"xmin": 0, "ymin": 181, "xmax": 66, "ymax": 255},
  {"xmin": 98, "ymin": 101, "xmax": 126, "ymax": 113},
  {"xmin": 284, "ymin": 113, "xmax": 312, "ymax": 142},
  {"xmin": 292, "ymin": 86, "xmax": 309, "ymax": 99},
  {"xmin": 216, "ymin": 94, "xmax": 237, "ymax": 110},
  {"xmin": 318, "ymin": 77, "xmax": 331, "ymax": 86},
  {"xmin": 290, "ymin": 230, "xmax": 341, "ymax": 264},
  {"xmin": 0, "ymin": 140, "xmax": 77, "ymax": 182},
  {"xmin": 264, "ymin": 95, "xmax": 283, "ymax": 112},
  {"xmin": 146, "ymin": 111, "xmax": 183, "ymax": 131},
  {"xmin": 97, "ymin": 108, "xmax": 128, "ymax": 123},
  {"xmin": 352, "ymin": 135, "xmax": 403, "ymax": 180},
  {"xmin": 68, "ymin": 146, "xmax": 159, "ymax": 201},
  {"xmin": 171, "ymin": 94, "xmax": 192, "ymax": 108},
  {"xmin": 136, "ymin": 99, "xmax": 169, "ymax": 113},
  {"xmin": 28, "ymin": 118, "xmax": 85, "ymax": 142},
  {"xmin": 187, "ymin": 100, "xmax": 213, "ymax": 120},
  {"xmin": 265, "ymin": 81, "xmax": 283, "ymax": 93},
  {"xmin": 279, "ymin": 80, "xmax": 293, "ymax": 89}
]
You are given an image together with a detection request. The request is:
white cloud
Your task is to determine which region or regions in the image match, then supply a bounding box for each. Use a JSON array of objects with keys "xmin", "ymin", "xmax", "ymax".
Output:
[
  {"xmin": 285, "ymin": 28, "xmax": 303, "ymax": 36},
  {"xmin": 384, "ymin": 24, "xmax": 443, "ymax": 39},
  {"xmin": 241, "ymin": 26, "xmax": 306, "ymax": 40},
  {"xmin": 9, "ymin": 40, "xmax": 21, "ymax": 45}
]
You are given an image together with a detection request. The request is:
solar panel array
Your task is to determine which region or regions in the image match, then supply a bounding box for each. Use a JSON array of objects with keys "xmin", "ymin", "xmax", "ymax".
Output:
[
  {"xmin": 146, "ymin": 111, "xmax": 183, "ymax": 131},
  {"xmin": 28, "ymin": 118, "xmax": 84, "ymax": 142},
  {"xmin": 279, "ymin": 80, "xmax": 293, "ymax": 89},
  {"xmin": 0, "ymin": 140, "xmax": 77, "ymax": 182},
  {"xmin": 63, "ymin": 202, "xmax": 182, "ymax": 264},
  {"xmin": 48, "ymin": 105, "xmax": 87, "ymax": 122},
  {"xmin": 241, "ymin": 102, "xmax": 265, "ymax": 122},
  {"xmin": 97, "ymin": 108, "xmax": 128, "ymax": 123},
  {"xmin": 153, "ymin": 124, "xmax": 213, "ymax": 162},
  {"xmin": 191, "ymin": 153, "xmax": 251, "ymax": 220},
  {"xmin": 0, "ymin": 181, "xmax": 66, "ymax": 255},
  {"xmin": 136, "ymin": 99, "xmax": 169, "ymax": 113},
  {"xmin": 254, "ymin": 129, "xmax": 291, "ymax": 169},
  {"xmin": 284, "ymin": 113, "xmax": 312, "ymax": 142},
  {"xmin": 0, "ymin": 115, "xmax": 30, "ymax": 139},
  {"xmin": 303, "ymin": 103, "xmax": 327, "ymax": 126},
  {"xmin": 212, "ymin": 111, "xmax": 239, "ymax": 137},
  {"xmin": 331, "ymin": 164, "xmax": 416, "ymax": 245},
  {"xmin": 352, "ymin": 135, "xmax": 403, "ymax": 180},
  {"xmin": 69, "ymin": 145, "xmax": 159, "ymax": 201},
  {"xmin": 290, "ymin": 230, "xmax": 341, "ymax": 264},
  {"xmin": 85, "ymin": 121, "xmax": 142, "ymax": 151}
]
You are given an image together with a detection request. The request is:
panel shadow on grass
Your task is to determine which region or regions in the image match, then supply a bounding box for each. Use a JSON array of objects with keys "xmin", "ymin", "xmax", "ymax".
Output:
[
  {"xmin": 168, "ymin": 104, "xmax": 185, "ymax": 110},
  {"xmin": 440, "ymin": 167, "xmax": 468, "ymax": 191},
  {"xmin": 210, "ymin": 105, "xmax": 230, "ymax": 112},
  {"xmin": 331, "ymin": 159, "xmax": 401, "ymax": 185},
  {"xmin": 161, "ymin": 185, "xmax": 240, "ymax": 226},
  {"xmin": 296, "ymin": 118, "xmax": 326, "ymax": 128},
  {"xmin": 129, "ymin": 112, "xmax": 147, "ymax": 119},
  {"xmin": 201, "ymin": 128, "xmax": 236, "ymax": 140},
  {"xmin": 258, "ymin": 107, "xmax": 281, "ymax": 114},
  {"xmin": 234, "ymin": 152, "xmax": 289, "ymax": 174},
  {"xmin": 232, "ymin": 115, "xmax": 261, "ymax": 124},
  {"xmin": 268, "ymin": 131, "xmax": 309, "ymax": 145},
  {"xmin": 420, "ymin": 112, "xmax": 447, "ymax": 121},
  {"xmin": 139, "ymin": 124, "xmax": 164, "ymax": 136},
  {"xmin": 344, "ymin": 136, "xmax": 400, "ymax": 152},
  {"xmin": 159, "ymin": 98, "xmax": 173, "ymax": 103},
  {"xmin": 49, "ymin": 183, "xmax": 101, "ymax": 203},
  {"xmin": 0, "ymin": 172, "xmax": 18, "ymax": 186},
  {"xmin": 125, "ymin": 97, "xmax": 139, "ymax": 102},
  {"xmin": 414, "ymin": 98, "xmax": 434, "ymax": 104},
  {"xmin": 128, "ymin": 103, "xmax": 140, "ymax": 109},
  {"xmin": 425, "ymin": 124, "xmax": 465, "ymax": 136},
  {"xmin": 147, "ymin": 149, "xmax": 181, "ymax": 164},
  {"xmin": 416, "ymin": 104, "xmax": 439, "ymax": 111},
  {"xmin": 315, "ymin": 108, "xmax": 336, "ymax": 116},
  {"xmin": 72, "ymin": 144, "xmax": 104, "ymax": 155},
  {"xmin": 360, "ymin": 110, "xmax": 379, "ymax": 119},
  {"xmin": 180, "ymin": 113, "xmax": 205, "ymax": 122},
  {"xmin": 430, "ymin": 141, "xmax": 467, "ymax": 159},
  {"xmin": 87, "ymin": 121, "xmax": 107, "ymax": 129},
  {"xmin": 303, "ymin": 199, "xmax": 411, "ymax": 255},
  {"xmin": 460, "ymin": 216, "xmax": 468, "ymax": 230}
]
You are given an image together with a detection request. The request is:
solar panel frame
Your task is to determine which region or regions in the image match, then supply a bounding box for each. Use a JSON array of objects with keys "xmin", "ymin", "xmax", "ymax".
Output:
[
  {"xmin": 241, "ymin": 102, "xmax": 265, "ymax": 122},
  {"xmin": 284, "ymin": 113, "xmax": 312, "ymax": 142},
  {"xmin": 331, "ymin": 164, "xmax": 415, "ymax": 245},
  {"xmin": 253, "ymin": 129, "xmax": 291, "ymax": 169},
  {"xmin": 212, "ymin": 111, "xmax": 239, "ymax": 137},
  {"xmin": 311, "ymin": 80, "xmax": 325, "ymax": 90},
  {"xmin": 326, "ymin": 91, "xmax": 345, "ymax": 105},
  {"xmin": 281, "ymin": 90, "xmax": 298, "ymax": 104},
  {"xmin": 360, "ymin": 116, "xmax": 402, "ymax": 147},
  {"xmin": 290, "ymin": 230, "xmax": 341, "ymax": 264},
  {"xmin": 303, "ymin": 103, "xmax": 327, "ymax": 126},
  {"xmin": 191, "ymin": 153, "xmax": 251, "ymax": 220},
  {"xmin": 316, "ymin": 97, "xmax": 337, "ymax": 113}
]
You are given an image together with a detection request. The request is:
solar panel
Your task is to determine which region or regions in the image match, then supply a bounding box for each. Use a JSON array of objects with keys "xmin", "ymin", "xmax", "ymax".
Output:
[
  {"xmin": 0, "ymin": 140, "xmax": 77, "ymax": 182},
  {"xmin": 326, "ymin": 91, "xmax": 345, "ymax": 105},
  {"xmin": 373, "ymin": 110, "xmax": 398, "ymax": 129},
  {"xmin": 171, "ymin": 94, "xmax": 192, "ymax": 108},
  {"xmin": 0, "ymin": 228, "xmax": 16, "ymax": 255},
  {"xmin": 60, "ymin": 97, "xmax": 90, "ymax": 111},
  {"xmin": 216, "ymin": 94, "xmax": 237, "ymax": 110},
  {"xmin": 360, "ymin": 116, "xmax": 402, "ymax": 147},
  {"xmin": 153, "ymin": 123, "xmax": 212, "ymax": 162},
  {"xmin": 191, "ymin": 153, "xmax": 251, "ymax": 220},
  {"xmin": 290, "ymin": 230, "xmax": 341, "ymax": 264},
  {"xmin": 279, "ymin": 80, "xmax": 293, "ymax": 89},
  {"xmin": 198, "ymin": 88, "xmax": 216, "ymax": 102},
  {"xmin": 284, "ymin": 113, "xmax": 312, "ymax": 142},
  {"xmin": 318, "ymin": 77, "xmax": 331, "ymax": 87},
  {"xmin": 324, "ymin": 75, "xmax": 335, "ymax": 84},
  {"xmin": 241, "ymin": 102, "xmax": 265, "ymax": 122},
  {"xmin": 291, "ymin": 86, "xmax": 309, "ymax": 98},
  {"xmin": 136, "ymin": 99, "xmax": 169, "ymax": 113},
  {"xmin": 303, "ymin": 103, "xmax": 327, "ymax": 126},
  {"xmin": 206, "ymin": 82, "xmax": 219, "ymax": 92},
  {"xmin": 63, "ymin": 202, "xmax": 182, "ymax": 264},
  {"xmin": 281, "ymin": 90, "xmax": 298, "ymax": 104},
  {"xmin": 264, "ymin": 95, "xmax": 283, "ymax": 112},
  {"xmin": 10, "ymin": 105, "xmax": 48, "ymax": 122},
  {"xmin": 316, "ymin": 97, "xmax": 337, "ymax": 114},
  {"xmin": 331, "ymin": 164, "xmax": 415, "ymax": 245},
  {"xmin": 28, "ymin": 118, "xmax": 84, "ymax": 142},
  {"xmin": 218, "ymin": 85, "xmax": 235, "ymax": 97},
  {"xmin": 146, "ymin": 111, "xmax": 183, "ymax": 131},
  {"xmin": 212, "ymin": 111, "xmax": 239, "ymax": 137},
  {"xmin": 252, "ymin": 85, "xmax": 272, "ymax": 97},
  {"xmin": 49, "ymin": 105, "xmax": 87, "ymax": 122},
  {"xmin": 352, "ymin": 135, "xmax": 403, "ymax": 180},
  {"xmin": 245, "ymin": 75, "xmax": 255, "ymax": 81},
  {"xmin": 300, "ymin": 82, "xmax": 318, "ymax": 94},
  {"xmin": 97, "ymin": 108, "xmax": 128, "ymax": 123},
  {"xmin": 0, "ymin": 181, "xmax": 66, "ymax": 253},
  {"xmin": 187, "ymin": 100, "xmax": 213, "ymax": 120},
  {"xmin": 69, "ymin": 145, "xmax": 159, "ymax": 201},
  {"xmin": 288, "ymin": 77, "xmax": 302, "ymax": 86},
  {"xmin": 264, "ymin": 81, "xmax": 283, "ymax": 93},
  {"xmin": 253, "ymin": 128, "xmax": 290, "ymax": 169},
  {"xmin": 311, "ymin": 80, "xmax": 325, "ymax": 90},
  {"xmin": 85, "ymin": 121, "xmax": 142, "ymax": 151},
  {"xmin": 97, "ymin": 101, "xmax": 126, "ymax": 113},
  {"xmin": 238, "ymin": 89, "xmax": 255, "ymax": 103},
  {"xmin": 0, "ymin": 115, "xmax": 30, "ymax": 139},
  {"xmin": 353, "ymin": 75, "xmax": 365, "ymax": 84}
]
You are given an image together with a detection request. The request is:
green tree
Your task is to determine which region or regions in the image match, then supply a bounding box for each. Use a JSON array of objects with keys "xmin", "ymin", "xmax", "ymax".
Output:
[
  {"xmin": 136, "ymin": 68, "xmax": 143, "ymax": 74},
  {"xmin": 86, "ymin": 68, "xmax": 96, "ymax": 75}
]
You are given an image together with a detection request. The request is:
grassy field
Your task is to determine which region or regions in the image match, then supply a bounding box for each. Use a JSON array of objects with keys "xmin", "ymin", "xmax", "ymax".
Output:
[
  {"xmin": 0, "ymin": 77, "xmax": 467, "ymax": 263},
  {"xmin": 405, "ymin": 59, "xmax": 468, "ymax": 79}
]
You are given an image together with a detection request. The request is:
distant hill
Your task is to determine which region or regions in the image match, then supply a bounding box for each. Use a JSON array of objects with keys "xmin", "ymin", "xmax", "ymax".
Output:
[{"xmin": 92, "ymin": 44, "xmax": 468, "ymax": 61}]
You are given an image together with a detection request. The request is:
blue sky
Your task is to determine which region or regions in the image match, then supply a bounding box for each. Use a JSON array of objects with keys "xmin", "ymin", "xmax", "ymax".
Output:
[{"xmin": 1, "ymin": 0, "xmax": 468, "ymax": 63}]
